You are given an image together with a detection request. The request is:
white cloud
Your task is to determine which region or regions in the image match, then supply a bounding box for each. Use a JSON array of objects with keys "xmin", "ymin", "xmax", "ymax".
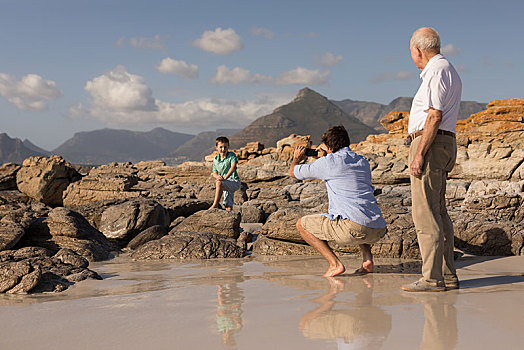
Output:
[
  {"xmin": 73, "ymin": 65, "xmax": 291, "ymax": 129},
  {"xmin": 441, "ymin": 43, "xmax": 461, "ymax": 56},
  {"xmin": 251, "ymin": 26, "xmax": 275, "ymax": 39},
  {"xmin": 156, "ymin": 58, "xmax": 198, "ymax": 79},
  {"xmin": 129, "ymin": 34, "xmax": 167, "ymax": 50},
  {"xmin": 211, "ymin": 65, "xmax": 271, "ymax": 85},
  {"xmin": 0, "ymin": 73, "xmax": 62, "ymax": 111},
  {"xmin": 372, "ymin": 71, "xmax": 415, "ymax": 83},
  {"xmin": 276, "ymin": 67, "xmax": 330, "ymax": 85},
  {"xmin": 316, "ymin": 52, "xmax": 343, "ymax": 67},
  {"xmin": 85, "ymin": 65, "xmax": 157, "ymax": 112},
  {"xmin": 115, "ymin": 37, "xmax": 126, "ymax": 47},
  {"xmin": 395, "ymin": 71, "xmax": 415, "ymax": 80},
  {"xmin": 455, "ymin": 64, "xmax": 470, "ymax": 73},
  {"xmin": 192, "ymin": 27, "xmax": 243, "ymax": 55}
]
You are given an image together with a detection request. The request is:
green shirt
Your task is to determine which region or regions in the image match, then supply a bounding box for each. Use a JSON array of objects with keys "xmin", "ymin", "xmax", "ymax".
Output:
[{"xmin": 213, "ymin": 151, "xmax": 240, "ymax": 180}]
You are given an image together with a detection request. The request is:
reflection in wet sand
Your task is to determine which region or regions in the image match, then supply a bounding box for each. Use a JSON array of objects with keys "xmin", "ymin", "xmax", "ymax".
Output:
[
  {"xmin": 299, "ymin": 277, "xmax": 392, "ymax": 349},
  {"xmin": 406, "ymin": 292, "xmax": 458, "ymax": 350},
  {"xmin": 0, "ymin": 255, "xmax": 523, "ymax": 350},
  {"xmin": 216, "ymin": 283, "xmax": 244, "ymax": 347}
]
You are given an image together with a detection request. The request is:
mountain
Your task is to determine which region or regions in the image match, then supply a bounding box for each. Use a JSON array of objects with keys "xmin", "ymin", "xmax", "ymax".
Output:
[
  {"xmin": 332, "ymin": 97, "xmax": 486, "ymax": 132},
  {"xmin": 171, "ymin": 129, "xmax": 241, "ymax": 161},
  {"xmin": 22, "ymin": 139, "xmax": 51, "ymax": 157},
  {"xmin": 52, "ymin": 127, "xmax": 194, "ymax": 165},
  {"xmin": 229, "ymin": 88, "xmax": 378, "ymax": 149},
  {"xmin": 0, "ymin": 133, "xmax": 49, "ymax": 164}
]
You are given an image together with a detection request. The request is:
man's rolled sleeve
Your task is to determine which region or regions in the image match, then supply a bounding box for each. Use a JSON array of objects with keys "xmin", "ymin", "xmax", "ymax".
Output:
[
  {"xmin": 294, "ymin": 157, "xmax": 327, "ymax": 181},
  {"xmin": 426, "ymin": 73, "xmax": 447, "ymax": 112}
]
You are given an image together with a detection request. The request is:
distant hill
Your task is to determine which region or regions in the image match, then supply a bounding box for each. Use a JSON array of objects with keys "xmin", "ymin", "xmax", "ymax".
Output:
[
  {"xmin": 0, "ymin": 133, "xmax": 49, "ymax": 164},
  {"xmin": 229, "ymin": 88, "xmax": 378, "ymax": 149},
  {"xmin": 171, "ymin": 129, "xmax": 241, "ymax": 161},
  {"xmin": 52, "ymin": 127, "xmax": 194, "ymax": 165},
  {"xmin": 332, "ymin": 97, "xmax": 486, "ymax": 132}
]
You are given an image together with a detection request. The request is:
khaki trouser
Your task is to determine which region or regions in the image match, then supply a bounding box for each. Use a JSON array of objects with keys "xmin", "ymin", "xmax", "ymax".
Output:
[{"xmin": 409, "ymin": 134, "xmax": 457, "ymax": 286}]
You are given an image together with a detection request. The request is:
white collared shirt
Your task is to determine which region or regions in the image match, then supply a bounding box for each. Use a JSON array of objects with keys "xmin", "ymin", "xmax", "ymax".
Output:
[{"xmin": 408, "ymin": 54, "xmax": 462, "ymax": 134}]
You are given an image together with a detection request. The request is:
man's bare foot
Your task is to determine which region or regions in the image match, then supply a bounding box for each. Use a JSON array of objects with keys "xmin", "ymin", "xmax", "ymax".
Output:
[
  {"xmin": 323, "ymin": 264, "xmax": 345, "ymax": 277},
  {"xmin": 353, "ymin": 260, "xmax": 373, "ymax": 275},
  {"xmin": 225, "ymin": 207, "xmax": 232, "ymax": 211}
]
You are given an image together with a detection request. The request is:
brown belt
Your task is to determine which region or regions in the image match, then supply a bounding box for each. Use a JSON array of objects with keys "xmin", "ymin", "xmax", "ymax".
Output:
[{"xmin": 410, "ymin": 129, "xmax": 456, "ymax": 140}]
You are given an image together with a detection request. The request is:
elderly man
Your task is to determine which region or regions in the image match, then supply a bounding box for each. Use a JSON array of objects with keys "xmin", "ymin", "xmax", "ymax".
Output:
[
  {"xmin": 290, "ymin": 125, "xmax": 387, "ymax": 277},
  {"xmin": 401, "ymin": 27, "xmax": 462, "ymax": 292}
]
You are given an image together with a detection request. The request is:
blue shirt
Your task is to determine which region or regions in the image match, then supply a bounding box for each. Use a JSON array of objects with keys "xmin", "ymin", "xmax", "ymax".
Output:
[
  {"xmin": 294, "ymin": 147, "xmax": 386, "ymax": 229},
  {"xmin": 213, "ymin": 151, "xmax": 240, "ymax": 180}
]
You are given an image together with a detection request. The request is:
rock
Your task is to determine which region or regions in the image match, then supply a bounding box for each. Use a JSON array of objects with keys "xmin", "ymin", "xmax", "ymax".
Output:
[
  {"xmin": 127, "ymin": 225, "xmax": 168, "ymax": 250},
  {"xmin": 157, "ymin": 198, "xmax": 211, "ymax": 221},
  {"xmin": 253, "ymin": 236, "xmax": 318, "ymax": 256},
  {"xmin": 240, "ymin": 205, "xmax": 265, "ymax": 223},
  {"xmin": 16, "ymin": 155, "xmax": 81, "ymax": 206},
  {"xmin": 262, "ymin": 208, "xmax": 315, "ymax": 243},
  {"xmin": 62, "ymin": 171, "xmax": 141, "ymax": 206},
  {"xmin": 98, "ymin": 199, "xmax": 170, "ymax": 241},
  {"xmin": 0, "ymin": 163, "xmax": 20, "ymax": 190},
  {"xmin": 237, "ymin": 231, "xmax": 253, "ymax": 251},
  {"xmin": 0, "ymin": 247, "xmax": 101, "ymax": 294},
  {"xmin": 0, "ymin": 222, "xmax": 25, "ymax": 251},
  {"xmin": 242, "ymin": 200, "xmax": 279, "ymax": 219},
  {"xmin": 171, "ymin": 208, "xmax": 241, "ymax": 239},
  {"xmin": 131, "ymin": 231, "xmax": 244, "ymax": 260},
  {"xmin": 54, "ymin": 248, "xmax": 89, "ymax": 268},
  {"xmin": 22, "ymin": 208, "xmax": 113, "ymax": 261}
]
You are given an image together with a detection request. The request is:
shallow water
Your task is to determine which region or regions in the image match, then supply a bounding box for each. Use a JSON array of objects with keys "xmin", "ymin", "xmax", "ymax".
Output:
[{"xmin": 1, "ymin": 255, "xmax": 523, "ymax": 349}]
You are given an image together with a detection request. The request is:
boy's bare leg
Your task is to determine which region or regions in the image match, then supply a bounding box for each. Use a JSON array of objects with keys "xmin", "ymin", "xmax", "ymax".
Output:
[
  {"xmin": 209, "ymin": 180, "xmax": 223, "ymax": 209},
  {"xmin": 297, "ymin": 218, "xmax": 345, "ymax": 277},
  {"xmin": 355, "ymin": 244, "xmax": 374, "ymax": 274}
]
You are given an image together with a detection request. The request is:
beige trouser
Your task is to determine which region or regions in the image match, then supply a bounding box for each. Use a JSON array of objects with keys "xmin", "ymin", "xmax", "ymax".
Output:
[{"xmin": 409, "ymin": 134, "xmax": 457, "ymax": 286}]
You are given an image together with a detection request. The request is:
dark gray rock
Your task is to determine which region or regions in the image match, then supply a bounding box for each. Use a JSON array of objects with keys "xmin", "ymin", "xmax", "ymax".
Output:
[
  {"xmin": 262, "ymin": 207, "xmax": 315, "ymax": 243},
  {"xmin": 0, "ymin": 163, "xmax": 20, "ymax": 190},
  {"xmin": 0, "ymin": 247, "xmax": 101, "ymax": 294},
  {"xmin": 253, "ymin": 236, "xmax": 318, "ymax": 256},
  {"xmin": 22, "ymin": 208, "xmax": 113, "ymax": 261},
  {"xmin": 99, "ymin": 199, "xmax": 170, "ymax": 241},
  {"xmin": 127, "ymin": 225, "xmax": 168, "ymax": 250},
  {"xmin": 240, "ymin": 205, "xmax": 265, "ymax": 223},
  {"xmin": 171, "ymin": 208, "xmax": 241, "ymax": 239},
  {"xmin": 131, "ymin": 231, "xmax": 244, "ymax": 260},
  {"xmin": 0, "ymin": 222, "xmax": 25, "ymax": 251}
]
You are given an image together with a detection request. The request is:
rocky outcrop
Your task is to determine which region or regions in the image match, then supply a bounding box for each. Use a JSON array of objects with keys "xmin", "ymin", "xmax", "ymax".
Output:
[
  {"xmin": 0, "ymin": 247, "xmax": 101, "ymax": 294},
  {"xmin": 22, "ymin": 207, "xmax": 113, "ymax": 261},
  {"xmin": 16, "ymin": 155, "xmax": 81, "ymax": 206},
  {"xmin": 127, "ymin": 225, "xmax": 168, "ymax": 250},
  {"xmin": 354, "ymin": 99, "xmax": 524, "ymax": 184},
  {"xmin": 0, "ymin": 163, "xmax": 20, "ymax": 190},
  {"xmin": 98, "ymin": 199, "xmax": 170, "ymax": 241},
  {"xmin": 131, "ymin": 231, "xmax": 244, "ymax": 260},
  {"xmin": 171, "ymin": 209, "xmax": 241, "ymax": 239}
]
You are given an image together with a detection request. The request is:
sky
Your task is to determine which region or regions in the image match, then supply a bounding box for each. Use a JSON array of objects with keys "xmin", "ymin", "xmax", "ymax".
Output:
[{"xmin": 1, "ymin": 0, "xmax": 522, "ymax": 151}]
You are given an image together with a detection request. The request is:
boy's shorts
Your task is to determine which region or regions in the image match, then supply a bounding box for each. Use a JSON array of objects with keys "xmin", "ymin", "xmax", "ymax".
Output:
[
  {"xmin": 221, "ymin": 179, "xmax": 241, "ymax": 208},
  {"xmin": 300, "ymin": 214, "xmax": 386, "ymax": 245}
]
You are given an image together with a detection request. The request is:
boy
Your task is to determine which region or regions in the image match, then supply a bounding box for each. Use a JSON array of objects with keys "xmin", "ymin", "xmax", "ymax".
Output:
[{"xmin": 210, "ymin": 136, "xmax": 241, "ymax": 211}]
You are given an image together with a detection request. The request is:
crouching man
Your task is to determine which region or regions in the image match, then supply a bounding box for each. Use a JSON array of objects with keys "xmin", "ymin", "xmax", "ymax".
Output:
[{"xmin": 290, "ymin": 125, "xmax": 387, "ymax": 277}]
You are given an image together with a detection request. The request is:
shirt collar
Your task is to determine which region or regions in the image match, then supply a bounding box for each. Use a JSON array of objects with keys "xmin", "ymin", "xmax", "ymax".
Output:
[{"xmin": 420, "ymin": 53, "xmax": 444, "ymax": 78}]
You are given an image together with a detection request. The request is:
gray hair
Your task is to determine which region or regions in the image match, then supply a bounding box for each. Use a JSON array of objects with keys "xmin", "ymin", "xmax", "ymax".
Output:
[{"xmin": 410, "ymin": 27, "xmax": 440, "ymax": 53}]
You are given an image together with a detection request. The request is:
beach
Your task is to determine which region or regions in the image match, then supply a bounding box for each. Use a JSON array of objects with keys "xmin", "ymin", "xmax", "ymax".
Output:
[{"xmin": 1, "ymin": 255, "xmax": 523, "ymax": 349}]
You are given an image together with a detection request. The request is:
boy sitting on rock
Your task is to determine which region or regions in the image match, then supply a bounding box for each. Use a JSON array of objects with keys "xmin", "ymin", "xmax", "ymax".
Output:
[{"xmin": 209, "ymin": 136, "xmax": 241, "ymax": 211}]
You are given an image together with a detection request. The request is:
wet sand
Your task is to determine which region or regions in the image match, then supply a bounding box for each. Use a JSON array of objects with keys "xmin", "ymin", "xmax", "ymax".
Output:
[{"xmin": 1, "ymin": 255, "xmax": 523, "ymax": 349}]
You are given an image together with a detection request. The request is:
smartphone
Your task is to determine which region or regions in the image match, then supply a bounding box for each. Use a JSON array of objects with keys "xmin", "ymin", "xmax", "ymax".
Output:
[{"xmin": 304, "ymin": 148, "xmax": 318, "ymax": 157}]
